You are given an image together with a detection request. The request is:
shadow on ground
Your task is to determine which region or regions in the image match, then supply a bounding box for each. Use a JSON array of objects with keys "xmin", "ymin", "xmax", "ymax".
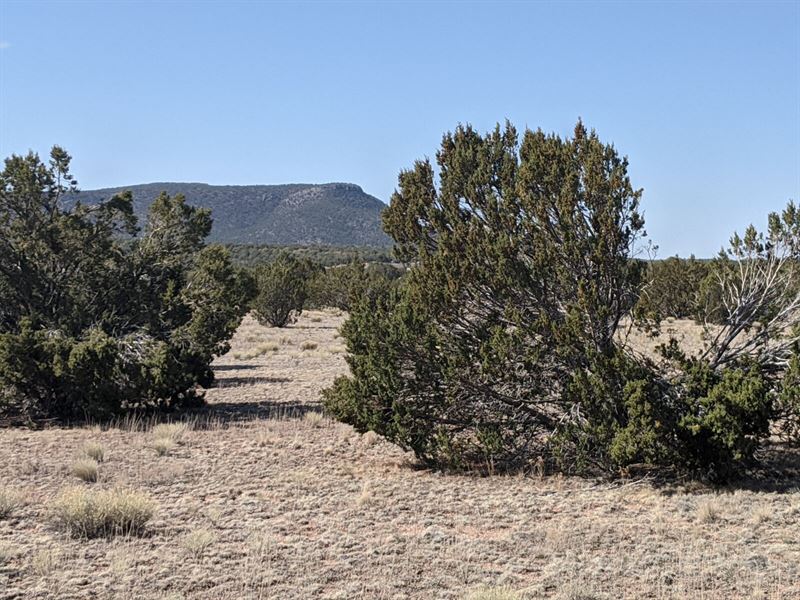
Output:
[
  {"xmin": 195, "ymin": 399, "xmax": 321, "ymax": 423},
  {"xmin": 212, "ymin": 376, "xmax": 292, "ymax": 387}
]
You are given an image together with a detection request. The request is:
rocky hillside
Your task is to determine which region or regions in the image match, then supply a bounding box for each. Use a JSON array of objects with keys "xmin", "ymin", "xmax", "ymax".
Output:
[{"xmin": 66, "ymin": 182, "xmax": 391, "ymax": 246}]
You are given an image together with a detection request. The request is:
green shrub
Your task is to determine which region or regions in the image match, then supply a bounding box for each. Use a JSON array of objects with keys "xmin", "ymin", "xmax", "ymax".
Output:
[
  {"xmin": 324, "ymin": 121, "xmax": 788, "ymax": 480},
  {"xmin": 306, "ymin": 260, "xmax": 401, "ymax": 311},
  {"xmin": 634, "ymin": 256, "xmax": 711, "ymax": 322},
  {"xmin": 252, "ymin": 253, "xmax": 314, "ymax": 327},
  {"xmin": 0, "ymin": 147, "xmax": 251, "ymax": 420},
  {"xmin": 326, "ymin": 121, "xmax": 651, "ymax": 472}
]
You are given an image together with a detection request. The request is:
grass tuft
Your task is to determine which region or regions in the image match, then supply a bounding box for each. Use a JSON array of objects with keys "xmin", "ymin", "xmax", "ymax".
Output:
[
  {"xmin": 51, "ymin": 486, "xmax": 155, "ymax": 538},
  {"xmin": 152, "ymin": 438, "xmax": 177, "ymax": 456},
  {"xmin": 697, "ymin": 498, "xmax": 723, "ymax": 524},
  {"xmin": 466, "ymin": 587, "xmax": 521, "ymax": 600},
  {"xmin": 82, "ymin": 441, "xmax": 105, "ymax": 462},
  {"xmin": 152, "ymin": 422, "xmax": 189, "ymax": 444},
  {"xmin": 182, "ymin": 528, "xmax": 216, "ymax": 558},
  {"xmin": 0, "ymin": 488, "xmax": 24, "ymax": 519},
  {"xmin": 304, "ymin": 411, "xmax": 324, "ymax": 428},
  {"xmin": 71, "ymin": 459, "xmax": 99, "ymax": 482}
]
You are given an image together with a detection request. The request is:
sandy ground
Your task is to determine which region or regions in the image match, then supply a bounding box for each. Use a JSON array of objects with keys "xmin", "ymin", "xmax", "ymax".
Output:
[{"xmin": 0, "ymin": 312, "xmax": 799, "ymax": 599}]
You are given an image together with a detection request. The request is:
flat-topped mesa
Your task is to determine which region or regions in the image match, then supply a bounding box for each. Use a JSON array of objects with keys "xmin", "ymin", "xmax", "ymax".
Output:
[{"xmin": 64, "ymin": 182, "xmax": 391, "ymax": 247}]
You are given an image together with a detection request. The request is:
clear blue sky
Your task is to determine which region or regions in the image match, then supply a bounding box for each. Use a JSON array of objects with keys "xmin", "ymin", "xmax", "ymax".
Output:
[{"xmin": 1, "ymin": 1, "xmax": 798, "ymax": 257}]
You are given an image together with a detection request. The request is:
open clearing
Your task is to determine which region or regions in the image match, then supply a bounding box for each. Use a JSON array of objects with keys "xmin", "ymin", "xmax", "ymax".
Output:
[{"xmin": 1, "ymin": 311, "xmax": 799, "ymax": 599}]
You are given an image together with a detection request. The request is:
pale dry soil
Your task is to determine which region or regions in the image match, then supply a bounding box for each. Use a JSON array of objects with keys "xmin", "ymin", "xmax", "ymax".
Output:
[{"xmin": 0, "ymin": 312, "xmax": 799, "ymax": 599}]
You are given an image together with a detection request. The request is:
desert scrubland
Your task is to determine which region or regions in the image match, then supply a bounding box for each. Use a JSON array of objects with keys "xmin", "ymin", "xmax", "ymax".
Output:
[{"xmin": 1, "ymin": 310, "xmax": 798, "ymax": 600}]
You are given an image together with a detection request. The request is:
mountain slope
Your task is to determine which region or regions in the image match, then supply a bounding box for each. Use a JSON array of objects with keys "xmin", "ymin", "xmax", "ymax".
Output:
[{"xmin": 65, "ymin": 182, "xmax": 392, "ymax": 246}]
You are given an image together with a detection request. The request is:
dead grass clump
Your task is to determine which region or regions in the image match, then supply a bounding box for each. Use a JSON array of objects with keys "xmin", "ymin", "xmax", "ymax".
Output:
[
  {"xmin": 697, "ymin": 498, "xmax": 724, "ymax": 524},
  {"xmin": 152, "ymin": 422, "xmax": 189, "ymax": 444},
  {"xmin": 466, "ymin": 587, "xmax": 521, "ymax": 600},
  {"xmin": 71, "ymin": 459, "xmax": 99, "ymax": 482},
  {"xmin": 82, "ymin": 441, "xmax": 105, "ymax": 462},
  {"xmin": 0, "ymin": 542, "xmax": 15, "ymax": 564},
  {"xmin": 182, "ymin": 528, "xmax": 216, "ymax": 558},
  {"xmin": 52, "ymin": 487, "xmax": 155, "ymax": 538},
  {"xmin": 239, "ymin": 343, "xmax": 279, "ymax": 359},
  {"xmin": 751, "ymin": 504, "xmax": 773, "ymax": 525},
  {"xmin": 300, "ymin": 341, "xmax": 318, "ymax": 351},
  {"xmin": 361, "ymin": 430, "xmax": 379, "ymax": 447},
  {"xmin": 152, "ymin": 438, "xmax": 177, "ymax": 456},
  {"xmin": 356, "ymin": 481, "xmax": 373, "ymax": 506},
  {"xmin": 30, "ymin": 548, "xmax": 61, "ymax": 577},
  {"xmin": 0, "ymin": 488, "xmax": 24, "ymax": 519},
  {"xmin": 304, "ymin": 411, "xmax": 324, "ymax": 428}
]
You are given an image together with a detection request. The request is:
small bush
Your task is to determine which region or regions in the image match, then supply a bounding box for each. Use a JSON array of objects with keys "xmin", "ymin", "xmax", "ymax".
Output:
[
  {"xmin": 0, "ymin": 488, "xmax": 24, "ymax": 519},
  {"xmin": 71, "ymin": 459, "xmax": 99, "ymax": 483},
  {"xmin": 51, "ymin": 487, "xmax": 155, "ymax": 538},
  {"xmin": 82, "ymin": 441, "xmax": 105, "ymax": 462},
  {"xmin": 300, "ymin": 341, "xmax": 318, "ymax": 351}
]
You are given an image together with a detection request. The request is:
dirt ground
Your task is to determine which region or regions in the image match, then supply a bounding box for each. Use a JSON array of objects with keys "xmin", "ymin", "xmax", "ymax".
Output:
[{"xmin": 1, "ymin": 311, "xmax": 798, "ymax": 599}]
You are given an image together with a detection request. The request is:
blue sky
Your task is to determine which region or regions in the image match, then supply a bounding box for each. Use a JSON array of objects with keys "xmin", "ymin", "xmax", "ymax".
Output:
[{"xmin": 1, "ymin": 1, "xmax": 798, "ymax": 257}]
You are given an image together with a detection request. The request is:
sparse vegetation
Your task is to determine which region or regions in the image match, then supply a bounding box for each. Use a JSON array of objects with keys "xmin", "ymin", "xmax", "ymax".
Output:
[
  {"xmin": 30, "ymin": 548, "xmax": 60, "ymax": 578},
  {"xmin": 0, "ymin": 311, "xmax": 796, "ymax": 598},
  {"xmin": 51, "ymin": 486, "xmax": 155, "ymax": 538}
]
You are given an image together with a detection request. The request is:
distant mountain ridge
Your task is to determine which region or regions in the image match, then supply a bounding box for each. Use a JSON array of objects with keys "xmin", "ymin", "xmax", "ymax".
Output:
[{"xmin": 65, "ymin": 182, "xmax": 392, "ymax": 247}]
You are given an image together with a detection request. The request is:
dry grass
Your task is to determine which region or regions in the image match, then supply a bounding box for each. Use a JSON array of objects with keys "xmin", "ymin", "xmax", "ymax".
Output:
[
  {"xmin": 30, "ymin": 548, "xmax": 61, "ymax": 578},
  {"xmin": 152, "ymin": 422, "xmax": 189, "ymax": 444},
  {"xmin": 697, "ymin": 497, "xmax": 724, "ymax": 524},
  {"xmin": 0, "ymin": 312, "xmax": 797, "ymax": 598},
  {"xmin": 70, "ymin": 458, "xmax": 99, "ymax": 482},
  {"xmin": 0, "ymin": 542, "xmax": 15, "ymax": 564},
  {"xmin": 303, "ymin": 410, "xmax": 324, "ymax": 428},
  {"xmin": 152, "ymin": 437, "xmax": 177, "ymax": 456},
  {"xmin": 82, "ymin": 441, "xmax": 105, "ymax": 462},
  {"xmin": 0, "ymin": 487, "xmax": 24, "ymax": 519},
  {"xmin": 467, "ymin": 587, "xmax": 522, "ymax": 600},
  {"xmin": 181, "ymin": 528, "xmax": 216, "ymax": 558},
  {"xmin": 51, "ymin": 486, "xmax": 155, "ymax": 538},
  {"xmin": 233, "ymin": 342, "xmax": 279, "ymax": 360}
]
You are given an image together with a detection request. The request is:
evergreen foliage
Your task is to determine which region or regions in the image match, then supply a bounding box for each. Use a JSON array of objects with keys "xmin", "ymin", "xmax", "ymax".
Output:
[
  {"xmin": 252, "ymin": 253, "xmax": 315, "ymax": 327},
  {"xmin": 306, "ymin": 260, "xmax": 403, "ymax": 311},
  {"xmin": 0, "ymin": 147, "xmax": 251, "ymax": 420},
  {"xmin": 324, "ymin": 121, "xmax": 794, "ymax": 479}
]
